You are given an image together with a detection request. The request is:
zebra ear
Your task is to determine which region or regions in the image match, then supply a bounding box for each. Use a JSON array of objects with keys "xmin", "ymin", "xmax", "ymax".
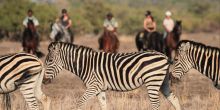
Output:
[
  {"xmin": 182, "ymin": 42, "xmax": 190, "ymax": 51},
  {"xmin": 55, "ymin": 42, "xmax": 61, "ymax": 50}
]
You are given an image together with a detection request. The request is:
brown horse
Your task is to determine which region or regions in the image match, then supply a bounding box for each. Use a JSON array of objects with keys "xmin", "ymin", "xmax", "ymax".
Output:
[
  {"xmin": 98, "ymin": 30, "xmax": 119, "ymax": 53},
  {"xmin": 22, "ymin": 19, "xmax": 38, "ymax": 56},
  {"xmin": 165, "ymin": 20, "xmax": 182, "ymax": 59}
]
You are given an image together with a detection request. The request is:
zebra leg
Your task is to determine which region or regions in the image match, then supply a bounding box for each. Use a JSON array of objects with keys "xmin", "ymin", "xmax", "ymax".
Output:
[
  {"xmin": 161, "ymin": 73, "xmax": 181, "ymax": 110},
  {"xmin": 76, "ymin": 86, "xmax": 101, "ymax": 110},
  {"xmin": 167, "ymin": 93, "xmax": 181, "ymax": 110},
  {"xmin": 146, "ymin": 87, "xmax": 160, "ymax": 110},
  {"xmin": 97, "ymin": 91, "xmax": 107, "ymax": 110},
  {"xmin": 19, "ymin": 75, "xmax": 39, "ymax": 110},
  {"xmin": 35, "ymin": 90, "xmax": 51, "ymax": 110},
  {"xmin": 35, "ymin": 68, "xmax": 51, "ymax": 110}
]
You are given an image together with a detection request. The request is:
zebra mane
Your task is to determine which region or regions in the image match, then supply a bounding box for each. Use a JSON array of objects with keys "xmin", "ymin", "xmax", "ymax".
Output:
[
  {"xmin": 0, "ymin": 53, "xmax": 15, "ymax": 57},
  {"xmin": 0, "ymin": 52, "xmax": 34, "ymax": 57},
  {"xmin": 48, "ymin": 42, "xmax": 96, "ymax": 52},
  {"xmin": 177, "ymin": 40, "xmax": 220, "ymax": 52},
  {"xmin": 48, "ymin": 42, "xmax": 168, "ymax": 57}
]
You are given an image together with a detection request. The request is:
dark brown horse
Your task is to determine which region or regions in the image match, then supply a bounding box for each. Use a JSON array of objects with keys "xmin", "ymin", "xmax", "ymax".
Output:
[
  {"xmin": 135, "ymin": 30, "xmax": 164, "ymax": 53},
  {"xmin": 135, "ymin": 20, "xmax": 182, "ymax": 60},
  {"xmin": 98, "ymin": 30, "xmax": 119, "ymax": 53},
  {"xmin": 22, "ymin": 19, "xmax": 38, "ymax": 56},
  {"xmin": 165, "ymin": 20, "xmax": 182, "ymax": 59}
]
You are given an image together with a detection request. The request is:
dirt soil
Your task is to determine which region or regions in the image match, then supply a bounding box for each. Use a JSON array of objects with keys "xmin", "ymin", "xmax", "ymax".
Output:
[{"xmin": 0, "ymin": 32, "xmax": 219, "ymax": 110}]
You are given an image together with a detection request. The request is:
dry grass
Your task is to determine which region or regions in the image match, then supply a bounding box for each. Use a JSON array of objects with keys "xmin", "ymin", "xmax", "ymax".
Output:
[{"xmin": 0, "ymin": 32, "xmax": 220, "ymax": 110}]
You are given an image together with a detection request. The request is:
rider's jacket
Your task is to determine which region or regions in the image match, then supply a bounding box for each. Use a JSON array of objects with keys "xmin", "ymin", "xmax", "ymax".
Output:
[
  {"xmin": 103, "ymin": 18, "xmax": 118, "ymax": 31},
  {"xmin": 23, "ymin": 16, "xmax": 39, "ymax": 27},
  {"xmin": 163, "ymin": 18, "xmax": 174, "ymax": 32},
  {"xmin": 60, "ymin": 16, "xmax": 70, "ymax": 28}
]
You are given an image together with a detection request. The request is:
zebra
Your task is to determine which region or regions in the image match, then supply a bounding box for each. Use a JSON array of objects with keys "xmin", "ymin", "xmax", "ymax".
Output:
[
  {"xmin": 0, "ymin": 53, "xmax": 51, "ymax": 110},
  {"xmin": 44, "ymin": 42, "xmax": 181, "ymax": 110},
  {"xmin": 171, "ymin": 40, "xmax": 220, "ymax": 89}
]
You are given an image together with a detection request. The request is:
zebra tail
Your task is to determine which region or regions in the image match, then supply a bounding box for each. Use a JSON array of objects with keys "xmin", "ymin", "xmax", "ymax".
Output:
[{"xmin": 3, "ymin": 93, "xmax": 11, "ymax": 110}]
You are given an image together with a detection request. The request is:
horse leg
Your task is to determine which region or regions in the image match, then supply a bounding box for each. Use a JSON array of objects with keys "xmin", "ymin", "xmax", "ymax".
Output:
[
  {"xmin": 113, "ymin": 36, "xmax": 119, "ymax": 53},
  {"xmin": 109, "ymin": 37, "xmax": 113, "ymax": 52},
  {"xmin": 103, "ymin": 41, "xmax": 107, "ymax": 52},
  {"xmin": 164, "ymin": 45, "xmax": 170, "ymax": 59},
  {"xmin": 32, "ymin": 47, "xmax": 36, "ymax": 56},
  {"xmin": 23, "ymin": 47, "xmax": 27, "ymax": 53},
  {"xmin": 165, "ymin": 47, "xmax": 170, "ymax": 59},
  {"xmin": 98, "ymin": 37, "xmax": 103, "ymax": 50},
  {"xmin": 33, "ymin": 39, "xmax": 39, "ymax": 57},
  {"xmin": 27, "ymin": 47, "xmax": 31, "ymax": 53},
  {"xmin": 105, "ymin": 41, "xmax": 111, "ymax": 52},
  {"xmin": 69, "ymin": 29, "xmax": 74, "ymax": 43},
  {"xmin": 103, "ymin": 37, "xmax": 110, "ymax": 52}
]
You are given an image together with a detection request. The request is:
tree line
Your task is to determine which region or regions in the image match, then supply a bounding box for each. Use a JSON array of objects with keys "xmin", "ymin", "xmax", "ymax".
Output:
[{"xmin": 0, "ymin": 0, "xmax": 219, "ymax": 41}]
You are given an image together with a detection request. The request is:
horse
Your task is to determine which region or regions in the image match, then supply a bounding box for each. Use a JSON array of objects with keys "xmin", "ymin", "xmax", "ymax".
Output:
[
  {"xmin": 135, "ymin": 30, "xmax": 165, "ymax": 53},
  {"xmin": 135, "ymin": 20, "xmax": 182, "ymax": 59},
  {"xmin": 22, "ymin": 19, "xmax": 38, "ymax": 56},
  {"xmin": 98, "ymin": 30, "xmax": 119, "ymax": 53},
  {"xmin": 50, "ymin": 22, "xmax": 73, "ymax": 43},
  {"xmin": 165, "ymin": 20, "xmax": 182, "ymax": 59}
]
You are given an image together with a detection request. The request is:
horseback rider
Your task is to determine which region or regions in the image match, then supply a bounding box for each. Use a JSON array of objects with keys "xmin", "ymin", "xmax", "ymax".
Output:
[
  {"xmin": 23, "ymin": 9, "xmax": 39, "ymax": 29},
  {"xmin": 98, "ymin": 12, "xmax": 119, "ymax": 52},
  {"xmin": 163, "ymin": 11, "xmax": 175, "ymax": 39},
  {"xmin": 103, "ymin": 12, "xmax": 118, "ymax": 36},
  {"xmin": 143, "ymin": 10, "xmax": 156, "ymax": 33},
  {"xmin": 22, "ymin": 9, "xmax": 40, "ymax": 51},
  {"xmin": 56, "ymin": 9, "xmax": 72, "ymax": 42}
]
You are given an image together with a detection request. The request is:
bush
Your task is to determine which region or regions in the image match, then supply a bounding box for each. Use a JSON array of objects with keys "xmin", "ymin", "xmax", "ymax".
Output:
[{"xmin": 0, "ymin": 0, "xmax": 219, "ymax": 40}]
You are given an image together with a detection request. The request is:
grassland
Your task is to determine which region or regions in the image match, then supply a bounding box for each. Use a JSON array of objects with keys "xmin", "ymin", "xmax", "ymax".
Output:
[{"xmin": 0, "ymin": 32, "xmax": 220, "ymax": 110}]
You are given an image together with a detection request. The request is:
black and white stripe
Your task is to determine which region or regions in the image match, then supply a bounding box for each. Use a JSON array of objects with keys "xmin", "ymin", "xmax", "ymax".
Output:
[
  {"xmin": 0, "ymin": 53, "xmax": 51, "ymax": 110},
  {"xmin": 172, "ymin": 40, "xmax": 220, "ymax": 89},
  {"xmin": 45, "ymin": 42, "xmax": 180, "ymax": 110}
]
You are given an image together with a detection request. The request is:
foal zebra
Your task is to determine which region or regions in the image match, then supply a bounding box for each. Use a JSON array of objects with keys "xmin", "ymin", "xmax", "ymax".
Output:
[
  {"xmin": 172, "ymin": 40, "xmax": 220, "ymax": 89},
  {"xmin": 44, "ymin": 42, "xmax": 181, "ymax": 110},
  {"xmin": 0, "ymin": 53, "xmax": 51, "ymax": 110}
]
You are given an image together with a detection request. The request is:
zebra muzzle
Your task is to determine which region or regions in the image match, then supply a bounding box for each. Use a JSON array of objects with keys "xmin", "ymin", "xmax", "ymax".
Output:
[{"xmin": 43, "ymin": 78, "xmax": 52, "ymax": 85}]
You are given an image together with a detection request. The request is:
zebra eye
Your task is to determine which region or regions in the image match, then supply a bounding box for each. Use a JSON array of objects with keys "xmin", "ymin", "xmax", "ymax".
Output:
[
  {"xmin": 174, "ymin": 58, "xmax": 178, "ymax": 62},
  {"xmin": 49, "ymin": 59, "xmax": 53, "ymax": 62},
  {"xmin": 47, "ymin": 57, "xmax": 53, "ymax": 62}
]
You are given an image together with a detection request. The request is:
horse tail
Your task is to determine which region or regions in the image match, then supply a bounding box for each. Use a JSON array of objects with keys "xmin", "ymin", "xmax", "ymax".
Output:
[{"xmin": 2, "ymin": 93, "xmax": 11, "ymax": 110}]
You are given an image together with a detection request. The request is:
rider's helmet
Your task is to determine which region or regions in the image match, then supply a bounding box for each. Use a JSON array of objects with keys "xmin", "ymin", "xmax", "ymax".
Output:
[{"xmin": 165, "ymin": 11, "xmax": 172, "ymax": 17}]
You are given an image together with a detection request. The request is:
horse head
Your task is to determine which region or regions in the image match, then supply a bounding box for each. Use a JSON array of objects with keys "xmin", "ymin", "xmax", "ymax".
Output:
[
  {"xmin": 172, "ymin": 20, "xmax": 182, "ymax": 42},
  {"xmin": 27, "ymin": 19, "xmax": 36, "ymax": 33},
  {"xmin": 165, "ymin": 20, "xmax": 182, "ymax": 58},
  {"xmin": 50, "ymin": 22, "xmax": 64, "ymax": 41},
  {"xmin": 173, "ymin": 20, "xmax": 182, "ymax": 37}
]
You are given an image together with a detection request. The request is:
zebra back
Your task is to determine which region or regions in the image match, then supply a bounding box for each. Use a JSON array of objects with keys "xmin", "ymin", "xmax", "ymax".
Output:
[
  {"xmin": 46, "ymin": 42, "xmax": 170, "ymax": 91},
  {"xmin": 0, "ymin": 53, "xmax": 44, "ymax": 92}
]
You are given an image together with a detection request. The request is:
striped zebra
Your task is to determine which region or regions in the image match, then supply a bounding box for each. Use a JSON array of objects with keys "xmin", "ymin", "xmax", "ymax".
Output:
[
  {"xmin": 44, "ymin": 42, "xmax": 181, "ymax": 110},
  {"xmin": 171, "ymin": 40, "xmax": 220, "ymax": 89},
  {"xmin": 0, "ymin": 53, "xmax": 51, "ymax": 110}
]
